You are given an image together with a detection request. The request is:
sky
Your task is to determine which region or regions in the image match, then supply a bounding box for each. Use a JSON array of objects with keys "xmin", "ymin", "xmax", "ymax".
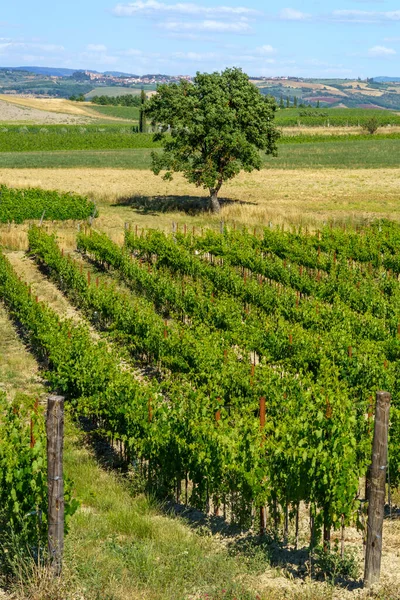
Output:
[{"xmin": 1, "ymin": 1, "xmax": 400, "ymax": 78}]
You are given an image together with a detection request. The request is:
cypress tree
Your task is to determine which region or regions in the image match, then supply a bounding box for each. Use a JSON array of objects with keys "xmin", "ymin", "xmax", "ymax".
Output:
[
  {"xmin": 294, "ymin": 96, "xmax": 298, "ymax": 108},
  {"xmin": 279, "ymin": 94, "xmax": 284, "ymax": 109},
  {"xmin": 286, "ymin": 96, "xmax": 290, "ymax": 108},
  {"xmin": 139, "ymin": 88, "xmax": 147, "ymax": 133}
]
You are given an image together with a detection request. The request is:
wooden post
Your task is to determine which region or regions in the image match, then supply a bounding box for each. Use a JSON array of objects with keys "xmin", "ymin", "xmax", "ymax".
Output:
[
  {"xmin": 47, "ymin": 395, "xmax": 65, "ymax": 577},
  {"xmin": 364, "ymin": 391, "xmax": 391, "ymax": 588}
]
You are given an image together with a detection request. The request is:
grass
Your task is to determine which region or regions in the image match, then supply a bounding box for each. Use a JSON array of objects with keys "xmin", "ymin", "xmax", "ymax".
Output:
[
  {"xmin": 85, "ymin": 86, "xmax": 155, "ymax": 99},
  {"xmin": 87, "ymin": 105, "xmax": 140, "ymax": 121},
  {"xmin": 1, "ymin": 138, "xmax": 400, "ymax": 169},
  {"xmin": 0, "ymin": 149, "xmax": 155, "ymax": 169},
  {"xmin": 1, "ymin": 166, "xmax": 400, "ymax": 246},
  {"xmin": 62, "ymin": 424, "xmax": 272, "ymax": 600},
  {"xmin": 0, "ymin": 129, "xmax": 159, "ymax": 152}
]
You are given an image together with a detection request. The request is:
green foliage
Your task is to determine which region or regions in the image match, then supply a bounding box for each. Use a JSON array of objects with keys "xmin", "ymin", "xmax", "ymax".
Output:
[
  {"xmin": 87, "ymin": 105, "xmax": 140, "ymax": 120},
  {"xmin": 363, "ymin": 116, "xmax": 380, "ymax": 135},
  {"xmin": 90, "ymin": 94, "xmax": 142, "ymax": 107},
  {"xmin": 275, "ymin": 108, "xmax": 400, "ymax": 127},
  {"xmin": 139, "ymin": 88, "xmax": 147, "ymax": 133},
  {"xmin": 0, "ymin": 393, "xmax": 47, "ymax": 567},
  {"xmin": 0, "ymin": 184, "xmax": 97, "ymax": 223},
  {"xmin": 2, "ymin": 221, "xmax": 400, "ymax": 547},
  {"xmin": 313, "ymin": 544, "xmax": 359, "ymax": 584},
  {"xmin": 0, "ymin": 393, "xmax": 78, "ymax": 572},
  {"xmin": 146, "ymin": 68, "xmax": 280, "ymax": 211}
]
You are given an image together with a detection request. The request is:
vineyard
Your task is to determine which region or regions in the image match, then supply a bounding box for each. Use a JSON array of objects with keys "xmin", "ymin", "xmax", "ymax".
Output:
[
  {"xmin": 0, "ymin": 219, "xmax": 398, "ymax": 569},
  {"xmin": 274, "ymin": 108, "xmax": 400, "ymax": 128},
  {"xmin": 0, "ymin": 125, "xmax": 160, "ymax": 152},
  {"xmin": 0, "ymin": 184, "xmax": 97, "ymax": 223}
]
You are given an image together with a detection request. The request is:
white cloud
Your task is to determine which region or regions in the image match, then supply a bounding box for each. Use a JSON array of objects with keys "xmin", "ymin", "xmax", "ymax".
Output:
[
  {"xmin": 332, "ymin": 10, "xmax": 400, "ymax": 23},
  {"xmin": 86, "ymin": 44, "xmax": 107, "ymax": 52},
  {"xmin": 256, "ymin": 44, "xmax": 276, "ymax": 55},
  {"xmin": 113, "ymin": 1, "xmax": 260, "ymax": 18},
  {"xmin": 368, "ymin": 45, "xmax": 396, "ymax": 57},
  {"xmin": 162, "ymin": 19, "xmax": 252, "ymax": 33},
  {"xmin": 384, "ymin": 37, "xmax": 400, "ymax": 42},
  {"xmin": 172, "ymin": 51, "xmax": 218, "ymax": 61},
  {"xmin": 119, "ymin": 48, "xmax": 144, "ymax": 56},
  {"xmin": 0, "ymin": 41, "xmax": 64, "ymax": 52},
  {"xmin": 279, "ymin": 8, "xmax": 310, "ymax": 21}
]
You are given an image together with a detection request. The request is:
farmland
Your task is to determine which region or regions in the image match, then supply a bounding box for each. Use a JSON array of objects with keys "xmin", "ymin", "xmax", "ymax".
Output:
[
  {"xmin": 1, "ymin": 220, "xmax": 400, "ymax": 599},
  {"xmin": 1, "ymin": 90, "xmax": 400, "ymax": 600},
  {"xmin": 86, "ymin": 104, "xmax": 140, "ymax": 120},
  {"xmin": 1, "ymin": 138, "xmax": 400, "ymax": 171}
]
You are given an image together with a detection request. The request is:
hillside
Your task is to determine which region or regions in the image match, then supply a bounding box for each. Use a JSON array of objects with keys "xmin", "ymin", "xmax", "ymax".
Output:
[
  {"xmin": 2, "ymin": 67, "xmax": 400, "ymax": 108},
  {"xmin": 252, "ymin": 77, "xmax": 400, "ymax": 110}
]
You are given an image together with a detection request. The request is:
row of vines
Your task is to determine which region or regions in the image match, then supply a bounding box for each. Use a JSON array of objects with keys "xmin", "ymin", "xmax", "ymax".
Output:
[{"xmin": 10, "ymin": 222, "xmax": 396, "ymax": 546}]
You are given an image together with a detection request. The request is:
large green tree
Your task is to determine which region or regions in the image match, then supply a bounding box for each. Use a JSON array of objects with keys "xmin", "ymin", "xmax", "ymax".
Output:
[{"xmin": 145, "ymin": 68, "xmax": 280, "ymax": 213}]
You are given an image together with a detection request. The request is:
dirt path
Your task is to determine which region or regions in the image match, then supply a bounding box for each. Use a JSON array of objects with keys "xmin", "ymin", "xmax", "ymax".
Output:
[{"xmin": 7, "ymin": 251, "xmax": 87, "ymax": 324}]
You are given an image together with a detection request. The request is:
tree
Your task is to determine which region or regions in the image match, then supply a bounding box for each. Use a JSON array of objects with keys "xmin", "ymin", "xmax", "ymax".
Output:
[
  {"xmin": 362, "ymin": 117, "xmax": 379, "ymax": 135},
  {"xmin": 139, "ymin": 88, "xmax": 147, "ymax": 133},
  {"xmin": 145, "ymin": 69, "xmax": 280, "ymax": 213},
  {"xmin": 293, "ymin": 96, "xmax": 298, "ymax": 108},
  {"xmin": 279, "ymin": 94, "xmax": 284, "ymax": 109},
  {"xmin": 286, "ymin": 96, "xmax": 290, "ymax": 108}
]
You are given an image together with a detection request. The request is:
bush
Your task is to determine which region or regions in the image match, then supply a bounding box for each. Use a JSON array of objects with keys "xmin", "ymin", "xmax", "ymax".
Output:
[
  {"xmin": 0, "ymin": 184, "xmax": 97, "ymax": 223},
  {"xmin": 363, "ymin": 117, "xmax": 380, "ymax": 135},
  {"xmin": 313, "ymin": 543, "xmax": 359, "ymax": 584}
]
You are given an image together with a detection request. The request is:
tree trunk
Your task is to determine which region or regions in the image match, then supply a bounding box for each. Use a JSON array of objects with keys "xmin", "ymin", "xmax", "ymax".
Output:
[{"xmin": 209, "ymin": 189, "xmax": 221, "ymax": 213}]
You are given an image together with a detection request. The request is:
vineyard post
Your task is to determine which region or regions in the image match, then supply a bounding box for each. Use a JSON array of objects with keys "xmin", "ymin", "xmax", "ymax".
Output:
[
  {"xmin": 364, "ymin": 391, "xmax": 391, "ymax": 588},
  {"xmin": 47, "ymin": 395, "xmax": 65, "ymax": 577}
]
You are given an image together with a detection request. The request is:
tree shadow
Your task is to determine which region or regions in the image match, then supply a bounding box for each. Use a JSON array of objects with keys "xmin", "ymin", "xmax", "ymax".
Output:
[
  {"xmin": 112, "ymin": 194, "xmax": 256, "ymax": 216},
  {"xmin": 161, "ymin": 501, "xmax": 364, "ymax": 590}
]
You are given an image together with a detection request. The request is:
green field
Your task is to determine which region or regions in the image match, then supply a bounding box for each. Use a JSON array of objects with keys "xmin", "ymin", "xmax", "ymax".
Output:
[
  {"xmin": 87, "ymin": 104, "xmax": 140, "ymax": 120},
  {"xmin": 1, "ymin": 138, "xmax": 400, "ymax": 169},
  {"xmin": 274, "ymin": 107, "xmax": 400, "ymax": 127},
  {"xmin": 3, "ymin": 122, "xmax": 400, "ymax": 154},
  {"xmin": 85, "ymin": 85, "xmax": 155, "ymax": 99},
  {"xmin": 0, "ymin": 148, "xmax": 155, "ymax": 168},
  {"xmin": 0, "ymin": 126, "xmax": 159, "ymax": 152}
]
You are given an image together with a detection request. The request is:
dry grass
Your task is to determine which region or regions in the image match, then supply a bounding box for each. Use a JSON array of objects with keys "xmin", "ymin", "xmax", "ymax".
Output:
[
  {"xmin": 0, "ymin": 95, "xmax": 95, "ymax": 118},
  {"xmin": 6, "ymin": 251, "xmax": 86, "ymax": 322},
  {"xmin": 281, "ymin": 126, "xmax": 400, "ymax": 136},
  {"xmin": 0, "ymin": 167, "xmax": 399, "ymax": 252},
  {"xmin": 0, "ymin": 302, "xmax": 42, "ymax": 399}
]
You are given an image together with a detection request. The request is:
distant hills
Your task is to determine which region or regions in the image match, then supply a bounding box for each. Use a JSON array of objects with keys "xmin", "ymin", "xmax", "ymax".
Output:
[
  {"xmin": 3, "ymin": 66, "xmax": 89, "ymax": 77},
  {"xmin": 1, "ymin": 67, "xmax": 400, "ymax": 109},
  {"xmin": 373, "ymin": 76, "xmax": 400, "ymax": 83}
]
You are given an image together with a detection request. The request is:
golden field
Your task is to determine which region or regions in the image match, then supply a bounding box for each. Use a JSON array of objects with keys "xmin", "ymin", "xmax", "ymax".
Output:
[{"xmin": 1, "ymin": 166, "xmax": 400, "ymax": 250}]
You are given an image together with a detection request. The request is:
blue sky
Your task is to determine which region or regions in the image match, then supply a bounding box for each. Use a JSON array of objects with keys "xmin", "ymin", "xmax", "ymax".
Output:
[{"xmin": 1, "ymin": 1, "xmax": 400, "ymax": 77}]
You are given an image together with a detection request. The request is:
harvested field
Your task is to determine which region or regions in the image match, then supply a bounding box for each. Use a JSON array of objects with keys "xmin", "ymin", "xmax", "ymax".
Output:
[
  {"xmin": 0, "ymin": 167, "xmax": 399, "ymax": 238},
  {"xmin": 0, "ymin": 98, "xmax": 93, "ymax": 124}
]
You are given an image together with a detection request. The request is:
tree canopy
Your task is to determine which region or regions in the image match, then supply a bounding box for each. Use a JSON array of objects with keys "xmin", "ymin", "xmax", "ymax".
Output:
[{"xmin": 146, "ymin": 67, "xmax": 280, "ymax": 213}]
